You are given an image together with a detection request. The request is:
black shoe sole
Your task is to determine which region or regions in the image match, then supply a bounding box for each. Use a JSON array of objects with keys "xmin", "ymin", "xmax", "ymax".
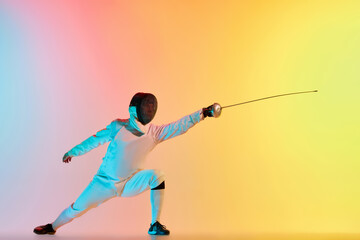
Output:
[
  {"xmin": 33, "ymin": 230, "xmax": 56, "ymax": 235},
  {"xmin": 148, "ymin": 231, "xmax": 170, "ymax": 235}
]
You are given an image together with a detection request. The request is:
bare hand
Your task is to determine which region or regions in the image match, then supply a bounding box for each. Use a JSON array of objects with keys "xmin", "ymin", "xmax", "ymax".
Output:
[{"xmin": 63, "ymin": 152, "xmax": 72, "ymax": 163}]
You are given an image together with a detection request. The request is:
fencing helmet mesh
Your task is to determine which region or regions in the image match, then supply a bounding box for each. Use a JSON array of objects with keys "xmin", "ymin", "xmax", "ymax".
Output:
[{"xmin": 129, "ymin": 92, "xmax": 158, "ymax": 125}]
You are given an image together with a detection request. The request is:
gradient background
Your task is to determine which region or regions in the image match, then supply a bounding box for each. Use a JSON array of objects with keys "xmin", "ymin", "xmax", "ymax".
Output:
[{"xmin": 0, "ymin": 0, "xmax": 359, "ymax": 237}]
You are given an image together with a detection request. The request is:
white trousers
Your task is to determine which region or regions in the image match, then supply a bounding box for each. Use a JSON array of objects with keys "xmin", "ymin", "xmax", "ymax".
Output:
[{"xmin": 52, "ymin": 169, "xmax": 165, "ymax": 230}]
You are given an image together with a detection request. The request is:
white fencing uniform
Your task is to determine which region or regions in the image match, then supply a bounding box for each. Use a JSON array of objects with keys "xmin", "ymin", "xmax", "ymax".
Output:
[{"xmin": 52, "ymin": 109, "xmax": 204, "ymax": 230}]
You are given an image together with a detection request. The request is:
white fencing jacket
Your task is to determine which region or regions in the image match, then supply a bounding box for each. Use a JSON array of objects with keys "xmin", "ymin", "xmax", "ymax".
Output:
[{"xmin": 67, "ymin": 109, "xmax": 204, "ymax": 194}]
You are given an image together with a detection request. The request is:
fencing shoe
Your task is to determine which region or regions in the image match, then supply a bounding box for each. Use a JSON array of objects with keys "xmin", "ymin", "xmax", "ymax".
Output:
[
  {"xmin": 148, "ymin": 221, "xmax": 170, "ymax": 235},
  {"xmin": 33, "ymin": 223, "xmax": 56, "ymax": 235}
]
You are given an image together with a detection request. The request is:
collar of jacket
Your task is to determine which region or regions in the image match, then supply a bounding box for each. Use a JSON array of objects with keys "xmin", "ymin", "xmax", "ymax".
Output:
[{"xmin": 128, "ymin": 106, "xmax": 149, "ymax": 135}]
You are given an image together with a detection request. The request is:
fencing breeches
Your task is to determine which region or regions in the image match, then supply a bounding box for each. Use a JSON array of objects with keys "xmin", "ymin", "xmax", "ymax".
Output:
[{"xmin": 52, "ymin": 169, "xmax": 165, "ymax": 231}]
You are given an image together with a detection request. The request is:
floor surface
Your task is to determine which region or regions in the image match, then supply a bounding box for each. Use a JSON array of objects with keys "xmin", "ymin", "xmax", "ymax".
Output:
[{"xmin": 1, "ymin": 233, "xmax": 360, "ymax": 240}]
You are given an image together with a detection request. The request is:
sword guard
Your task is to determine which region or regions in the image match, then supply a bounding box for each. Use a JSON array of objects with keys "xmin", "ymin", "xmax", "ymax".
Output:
[
  {"xmin": 212, "ymin": 103, "xmax": 222, "ymax": 118},
  {"xmin": 203, "ymin": 103, "xmax": 222, "ymax": 118}
]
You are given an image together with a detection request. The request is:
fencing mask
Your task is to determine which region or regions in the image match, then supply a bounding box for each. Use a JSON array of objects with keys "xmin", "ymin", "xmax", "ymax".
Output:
[{"xmin": 129, "ymin": 92, "xmax": 158, "ymax": 125}]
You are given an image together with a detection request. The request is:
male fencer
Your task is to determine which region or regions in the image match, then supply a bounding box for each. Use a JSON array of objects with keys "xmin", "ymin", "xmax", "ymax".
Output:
[{"xmin": 34, "ymin": 92, "xmax": 217, "ymax": 236}]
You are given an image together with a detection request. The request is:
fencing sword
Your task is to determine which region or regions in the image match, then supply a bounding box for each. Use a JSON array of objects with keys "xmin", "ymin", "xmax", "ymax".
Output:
[{"xmin": 210, "ymin": 90, "xmax": 318, "ymax": 118}]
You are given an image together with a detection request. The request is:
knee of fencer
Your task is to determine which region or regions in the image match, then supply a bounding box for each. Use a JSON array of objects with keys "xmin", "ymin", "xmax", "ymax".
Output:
[
  {"xmin": 149, "ymin": 169, "xmax": 165, "ymax": 189},
  {"xmin": 65, "ymin": 203, "xmax": 88, "ymax": 218}
]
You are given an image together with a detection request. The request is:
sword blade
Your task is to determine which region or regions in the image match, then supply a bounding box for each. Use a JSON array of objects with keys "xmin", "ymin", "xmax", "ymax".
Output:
[{"xmin": 222, "ymin": 90, "xmax": 318, "ymax": 109}]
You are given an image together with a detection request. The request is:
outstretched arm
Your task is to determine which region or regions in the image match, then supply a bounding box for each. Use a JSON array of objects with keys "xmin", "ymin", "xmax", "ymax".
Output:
[
  {"xmin": 149, "ymin": 109, "xmax": 205, "ymax": 144},
  {"xmin": 63, "ymin": 120, "xmax": 115, "ymax": 163}
]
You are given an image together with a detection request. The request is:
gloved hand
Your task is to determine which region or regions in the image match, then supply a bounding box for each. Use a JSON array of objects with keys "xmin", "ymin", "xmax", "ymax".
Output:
[
  {"xmin": 202, "ymin": 104, "xmax": 215, "ymax": 118},
  {"xmin": 63, "ymin": 152, "xmax": 73, "ymax": 163},
  {"xmin": 202, "ymin": 103, "xmax": 222, "ymax": 119}
]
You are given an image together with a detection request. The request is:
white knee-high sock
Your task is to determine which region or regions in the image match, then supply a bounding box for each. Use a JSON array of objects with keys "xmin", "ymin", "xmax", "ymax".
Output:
[
  {"xmin": 52, "ymin": 207, "xmax": 73, "ymax": 230},
  {"xmin": 150, "ymin": 189, "xmax": 164, "ymax": 224},
  {"xmin": 52, "ymin": 203, "xmax": 84, "ymax": 230}
]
